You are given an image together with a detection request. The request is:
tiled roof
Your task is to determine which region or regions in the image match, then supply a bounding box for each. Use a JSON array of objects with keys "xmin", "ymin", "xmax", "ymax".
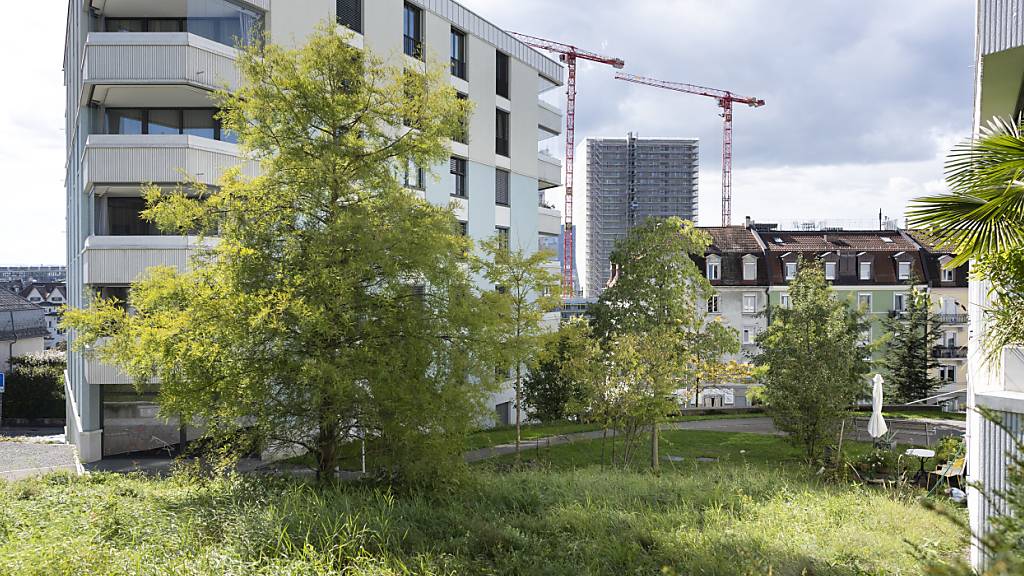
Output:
[
  {"xmin": 0, "ymin": 290, "xmax": 42, "ymax": 312},
  {"xmin": 702, "ymin": 226, "xmax": 763, "ymax": 252},
  {"xmin": 758, "ymin": 230, "xmax": 918, "ymax": 252},
  {"xmin": 905, "ymin": 230, "xmax": 955, "ymax": 254}
]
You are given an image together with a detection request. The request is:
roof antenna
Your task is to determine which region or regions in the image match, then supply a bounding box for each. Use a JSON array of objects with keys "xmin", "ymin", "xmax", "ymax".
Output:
[{"xmin": 878, "ymin": 209, "xmax": 883, "ymax": 230}]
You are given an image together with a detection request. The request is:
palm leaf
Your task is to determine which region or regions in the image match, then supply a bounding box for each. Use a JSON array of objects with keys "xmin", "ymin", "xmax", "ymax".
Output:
[{"xmin": 908, "ymin": 116, "xmax": 1024, "ymax": 265}]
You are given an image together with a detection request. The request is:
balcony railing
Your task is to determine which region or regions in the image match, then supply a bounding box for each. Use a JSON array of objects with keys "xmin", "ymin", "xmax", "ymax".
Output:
[
  {"xmin": 933, "ymin": 346, "xmax": 968, "ymax": 359},
  {"xmin": 935, "ymin": 313, "xmax": 968, "ymax": 324}
]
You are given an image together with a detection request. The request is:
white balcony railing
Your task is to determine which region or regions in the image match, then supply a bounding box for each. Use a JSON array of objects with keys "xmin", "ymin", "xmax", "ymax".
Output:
[{"xmin": 84, "ymin": 134, "xmax": 259, "ymax": 190}]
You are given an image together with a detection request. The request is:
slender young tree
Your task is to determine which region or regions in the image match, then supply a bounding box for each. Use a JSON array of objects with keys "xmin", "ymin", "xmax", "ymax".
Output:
[
  {"xmin": 754, "ymin": 258, "xmax": 871, "ymax": 460},
  {"xmin": 880, "ymin": 286, "xmax": 944, "ymax": 402},
  {"xmin": 476, "ymin": 238, "xmax": 560, "ymax": 456},
  {"xmin": 63, "ymin": 27, "xmax": 494, "ymax": 483},
  {"xmin": 522, "ymin": 317, "xmax": 602, "ymax": 423}
]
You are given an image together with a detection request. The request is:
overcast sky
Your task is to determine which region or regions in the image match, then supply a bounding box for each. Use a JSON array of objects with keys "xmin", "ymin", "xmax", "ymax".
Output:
[{"xmin": 0, "ymin": 1, "xmax": 974, "ymax": 266}]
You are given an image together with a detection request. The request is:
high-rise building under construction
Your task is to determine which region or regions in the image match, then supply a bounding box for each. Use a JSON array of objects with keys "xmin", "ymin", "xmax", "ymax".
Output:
[{"xmin": 585, "ymin": 135, "xmax": 699, "ymax": 296}]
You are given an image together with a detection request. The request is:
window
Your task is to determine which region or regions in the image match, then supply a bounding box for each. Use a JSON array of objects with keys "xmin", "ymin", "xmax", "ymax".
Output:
[
  {"xmin": 894, "ymin": 292, "xmax": 907, "ymax": 312},
  {"xmin": 183, "ymin": 109, "xmax": 217, "ymax": 139},
  {"xmin": 824, "ymin": 261, "xmax": 837, "ymax": 280},
  {"xmin": 495, "ymin": 168, "xmax": 510, "ymax": 206},
  {"xmin": 859, "ymin": 261, "xmax": 872, "ymax": 280},
  {"xmin": 105, "ymin": 1, "xmax": 263, "ymax": 48},
  {"xmin": 403, "ymin": 3, "xmax": 422, "ymax": 59},
  {"xmin": 780, "ymin": 293, "xmax": 791, "ymax": 309},
  {"xmin": 107, "ymin": 197, "xmax": 161, "ymax": 236},
  {"xmin": 496, "ymin": 109, "xmax": 510, "ymax": 157},
  {"xmin": 897, "ymin": 261, "xmax": 911, "ymax": 280},
  {"xmin": 496, "ymin": 51, "xmax": 510, "ymax": 98},
  {"xmin": 706, "ymin": 258, "xmax": 721, "ymax": 281},
  {"xmin": 858, "ymin": 293, "xmax": 872, "ymax": 311},
  {"xmin": 944, "ymin": 331, "xmax": 957, "ymax": 348},
  {"xmin": 104, "ymin": 108, "xmax": 233, "ymax": 141},
  {"xmin": 742, "ymin": 258, "xmax": 757, "ymax": 281},
  {"xmin": 458, "ymin": 221, "xmax": 468, "ymax": 236},
  {"xmin": 941, "ymin": 265, "xmax": 955, "ymax": 282},
  {"xmin": 337, "ymin": 0, "xmax": 362, "ymax": 34},
  {"xmin": 538, "ymin": 233, "xmax": 559, "ymax": 258},
  {"xmin": 106, "ymin": 109, "xmax": 144, "ymax": 135},
  {"xmin": 742, "ymin": 327, "xmax": 754, "ymax": 345},
  {"xmin": 496, "ymin": 226, "xmax": 510, "ymax": 251},
  {"xmin": 743, "ymin": 294, "xmax": 757, "ymax": 313},
  {"xmin": 403, "ymin": 160, "xmax": 424, "ymax": 190},
  {"xmin": 454, "ymin": 93, "xmax": 468, "ymax": 143},
  {"xmin": 29, "ymin": 296, "xmax": 41, "ymax": 303},
  {"xmin": 785, "ymin": 262, "xmax": 797, "ymax": 280},
  {"xmin": 939, "ymin": 365, "xmax": 956, "ymax": 382},
  {"xmin": 707, "ymin": 295, "xmax": 720, "ymax": 314},
  {"xmin": 450, "ymin": 157, "xmax": 467, "ymax": 198},
  {"xmin": 451, "ymin": 28, "xmax": 467, "ymax": 79}
]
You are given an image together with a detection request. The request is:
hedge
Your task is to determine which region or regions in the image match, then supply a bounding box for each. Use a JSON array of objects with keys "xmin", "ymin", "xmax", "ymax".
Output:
[{"xmin": 2, "ymin": 351, "xmax": 66, "ymax": 420}]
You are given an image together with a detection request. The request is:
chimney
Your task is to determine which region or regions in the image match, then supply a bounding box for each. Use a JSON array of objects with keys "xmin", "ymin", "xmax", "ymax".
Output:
[{"xmin": 745, "ymin": 216, "xmax": 752, "ymax": 229}]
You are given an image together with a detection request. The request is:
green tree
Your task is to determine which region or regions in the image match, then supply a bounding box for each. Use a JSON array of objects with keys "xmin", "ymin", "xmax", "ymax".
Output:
[
  {"xmin": 592, "ymin": 217, "xmax": 721, "ymax": 470},
  {"xmin": 476, "ymin": 237, "xmax": 560, "ymax": 455},
  {"xmin": 880, "ymin": 286, "xmax": 943, "ymax": 402},
  {"xmin": 754, "ymin": 258, "xmax": 871, "ymax": 460},
  {"xmin": 522, "ymin": 317, "xmax": 602, "ymax": 422},
  {"xmin": 63, "ymin": 27, "xmax": 492, "ymax": 483},
  {"xmin": 678, "ymin": 318, "xmax": 750, "ymax": 408}
]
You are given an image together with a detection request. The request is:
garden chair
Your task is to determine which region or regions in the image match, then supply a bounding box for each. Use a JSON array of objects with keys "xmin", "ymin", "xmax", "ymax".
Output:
[{"xmin": 928, "ymin": 457, "xmax": 966, "ymax": 489}]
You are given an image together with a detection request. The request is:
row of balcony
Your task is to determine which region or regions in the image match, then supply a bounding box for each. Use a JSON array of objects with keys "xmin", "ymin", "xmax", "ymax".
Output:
[
  {"xmin": 933, "ymin": 346, "xmax": 968, "ymax": 359},
  {"xmin": 887, "ymin": 311, "xmax": 969, "ymax": 324}
]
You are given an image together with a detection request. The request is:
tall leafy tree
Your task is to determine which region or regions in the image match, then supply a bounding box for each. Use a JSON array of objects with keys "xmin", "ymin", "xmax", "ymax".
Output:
[
  {"xmin": 476, "ymin": 238, "xmax": 560, "ymax": 455},
  {"xmin": 63, "ymin": 27, "xmax": 493, "ymax": 483},
  {"xmin": 880, "ymin": 286, "xmax": 944, "ymax": 402},
  {"xmin": 522, "ymin": 317, "xmax": 602, "ymax": 423},
  {"xmin": 754, "ymin": 258, "xmax": 871, "ymax": 459},
  {"xmin": 591, "ymin": 217, "xmax": 725, "ymax": 470}
]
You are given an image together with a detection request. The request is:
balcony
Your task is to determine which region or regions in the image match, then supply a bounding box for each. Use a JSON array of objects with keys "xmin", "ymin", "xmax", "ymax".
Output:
[
  {"xmin": 936, "ymin": 313, "xmax": 968, "ymax": 324},
  {"xmin": 538, "ymin": 151, "xmax": 562, "ymax": 190},
  {"xmin": 82, "ymin": 235, "xmax": 216, "ymax": 285},
  {"xmin": 84, "ymin": 134, "xmax": 258, "ymax": 190},
  {"xmin": 538, "ymin": 99, "xmax": 562, "ymax": 137},
  {"xmin": 932, "ymin": 346, "xmax": 968, "ymax": 359},
  {"xmin": 82, "ymin": 32, "xmax": 241, "ymax": 106}
]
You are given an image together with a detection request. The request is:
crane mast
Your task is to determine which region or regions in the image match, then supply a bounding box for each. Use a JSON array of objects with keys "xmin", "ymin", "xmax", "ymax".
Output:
[
  {"xmin": 614, "ymin": 72, "xmax": 764, "ymax": 227},
  {"xmin": 511, "ymin": 33, "xmax": 624, "ymax": 297}
]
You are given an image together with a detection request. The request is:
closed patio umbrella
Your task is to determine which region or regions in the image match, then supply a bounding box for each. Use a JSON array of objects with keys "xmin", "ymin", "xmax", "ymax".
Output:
[{"xmin": 867, "ymin": 373, "xmax": 888, "ymax": 439}]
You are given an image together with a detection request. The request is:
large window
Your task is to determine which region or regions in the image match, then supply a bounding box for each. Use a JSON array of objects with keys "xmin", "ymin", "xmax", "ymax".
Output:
[
  {"xmin": 495, "ymin": 109, "xmax": 510, "ymax": 157},
  {"xmin": 450, "ymin": 157, "xmax": 467, "ymax": 198},
  {"xmin": 337, "ymin": 0, "xmax": 362, "ymax": 34},
  {"xmin": 496, "ymin": 51, "xmax": 510, "ymax": 98},
  {"xmin": 403, "ymin": 3, "xmax": 422, "ymax": 59},
  {"xmin": 451, "ymin": 28, "xmax": 467, "ymax": 79},
  {"xmin": 706, "ymin": 257, "xmax": 721, "ymax": 280},
  {"xmin": 104, "ymin": 0, "xmax": 263, "ymax": 48},
  {"xmin": 742, "ymin": 257, "xmax": 757, "ymax": 281},
  {"xmin": 538, "ymin": 233, "xmax": 559, "ymax": 258},
  {"xmin": 107, "ymin": 197, "xmax": 162, "ymax": 236},
  {"xmin": 495, "ymin": 169, "xmax": 510, "ymax": 206},
  {"xmin": 104, "ymin": 108, "xmax": 236, "ymax": 142}
]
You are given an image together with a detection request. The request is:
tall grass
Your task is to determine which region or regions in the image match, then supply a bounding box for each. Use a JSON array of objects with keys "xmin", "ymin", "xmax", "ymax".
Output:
[{"xmin": 0, "ymin": 462, "xmax": 963, "ymax": 576}]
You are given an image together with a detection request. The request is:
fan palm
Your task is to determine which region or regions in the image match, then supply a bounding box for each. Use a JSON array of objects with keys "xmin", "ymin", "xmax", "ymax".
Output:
[{"xmin": 908, "ymin": 116, "xmax": 1024, "ymax": 265}]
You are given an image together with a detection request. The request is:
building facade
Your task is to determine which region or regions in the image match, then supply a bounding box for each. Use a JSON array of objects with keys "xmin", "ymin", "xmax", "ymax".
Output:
[
  {"xmin": 585, "ymin": 135, "xmax": 699, "ymax": 296},
  {"xmin": 0, "ymin": 291, "xmax": 48, "ymax": 372},
  {"xmin": 967, "ymin": 0, "xmax": 1024, "ymax": 568},
  {"xmin": 65, "ymin": 0, "xmax": 564, "ymax": 461},
  {"xmin": 19, "ymin": 283, "xmax": 68, "ymax": 350}
]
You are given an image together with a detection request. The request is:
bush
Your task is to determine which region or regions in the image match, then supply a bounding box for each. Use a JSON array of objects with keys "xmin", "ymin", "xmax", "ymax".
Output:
[{"xmin": 2, "ymin": 351, "xmax": 66, "ymax": 420}]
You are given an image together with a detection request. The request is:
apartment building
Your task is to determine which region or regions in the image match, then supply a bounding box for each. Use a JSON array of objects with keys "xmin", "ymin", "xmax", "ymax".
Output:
[
  {"xmin": 65, "ymin": 0, "xmax": 564, "ymax": 461},
  {"xmin": 966, "ymin": 1, "xmax": 1024, "ymax": 567},
  {"xmin": 586, "ymin": 135, "xmax": 699, "ymax": 296},
  {"xmin": 20, "ymin": 283, "xmax": 68, "ymax": 350}
]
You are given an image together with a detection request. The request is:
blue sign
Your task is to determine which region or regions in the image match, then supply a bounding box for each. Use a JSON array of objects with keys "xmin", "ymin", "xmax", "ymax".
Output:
[{"xmin": 0, "ymin": 372, "xmax": 5, "ymax": 394}]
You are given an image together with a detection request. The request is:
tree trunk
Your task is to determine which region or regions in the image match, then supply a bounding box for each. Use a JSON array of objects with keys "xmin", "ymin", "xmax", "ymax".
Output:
[
  {"xmin": 651, "ymin": 418, "xmax": 660, "ymax": 472},
  {"xmin": 515, "ymin": 364, "xmax": 522, "ymax": 459},
  {"xmin": 317, "ymin": 400, "xmax": 338, "ymax": 484}
]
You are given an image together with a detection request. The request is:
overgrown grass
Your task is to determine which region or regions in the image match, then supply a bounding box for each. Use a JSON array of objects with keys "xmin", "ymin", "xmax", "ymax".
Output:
[{"xmin": 0, "ymin": 464, "xmax": 964, "ymax": 576}]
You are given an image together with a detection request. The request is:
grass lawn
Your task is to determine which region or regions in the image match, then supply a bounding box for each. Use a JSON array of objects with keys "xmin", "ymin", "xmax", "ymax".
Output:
[
  {"xmin": 881, "ymin": 409, "xmax": 967, "ymax": 422},
  {"xmin": 466, "ymin": 411, "xmax": 765, "ymax": 451}
]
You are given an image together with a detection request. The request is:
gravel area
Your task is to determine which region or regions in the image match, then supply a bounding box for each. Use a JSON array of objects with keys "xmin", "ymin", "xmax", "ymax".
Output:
[{"xmin": 0, "ymin": 441, "xmax": 78, "ymax": 480}]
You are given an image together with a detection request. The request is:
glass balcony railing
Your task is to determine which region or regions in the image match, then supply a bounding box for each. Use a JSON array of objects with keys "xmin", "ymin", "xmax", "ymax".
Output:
[{"xmin": 103, "ymin": 0, "xmax": 263, "ymax": 49}]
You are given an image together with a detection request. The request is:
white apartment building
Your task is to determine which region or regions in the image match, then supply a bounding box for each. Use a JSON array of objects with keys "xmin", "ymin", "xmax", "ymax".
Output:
[{"xmin": 65, "ymin": 0, "xmax": 564, "ymax": 461}]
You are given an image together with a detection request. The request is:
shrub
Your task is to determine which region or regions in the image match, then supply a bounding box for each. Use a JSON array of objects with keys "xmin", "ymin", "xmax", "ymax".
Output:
[{"xmin": 2, "ymin": 351, "xmax": 65, "ymax": 420}]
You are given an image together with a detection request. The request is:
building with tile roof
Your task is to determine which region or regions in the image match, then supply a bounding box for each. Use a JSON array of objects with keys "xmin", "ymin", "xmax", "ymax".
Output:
[{"xmin": 0, "ymin": 291, "xmax": 48, "ymax": 372}]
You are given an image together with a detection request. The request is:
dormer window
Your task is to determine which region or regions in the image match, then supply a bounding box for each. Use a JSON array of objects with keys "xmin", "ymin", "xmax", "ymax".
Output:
[
  {"xmin": 785, "ymin": 262, "xmax": 797, "ymax": 280},
  {"xmin": 939, "ymin": 256, "xmax": 955, "ymax": 282},
  {"xmin": 897, "ymin": 261, "xmax": 911, "ymax": 281},
  {"xmin": 742, "ymin": 255, "xmax": 757, "ymax": 281},
  {"xmin": 706, "ymin": 256, "xmax": 721, "ymax": 281},
  {"xmin": 859, "ymin": 261, "xmax": 872, "ymax": 280},
  {"xmin": 824, "ymin": 261, "xmax": 837, "ymax": 280}
]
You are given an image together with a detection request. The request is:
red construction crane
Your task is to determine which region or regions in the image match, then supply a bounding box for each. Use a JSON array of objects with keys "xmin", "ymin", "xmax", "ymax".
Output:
[
  {"xmin": 511, "ymin": 32, "xmax": 624, "ymax": 297},
  {"xmin": 614, "ymin": 72, "xmax": 764, "ymax": 227}
]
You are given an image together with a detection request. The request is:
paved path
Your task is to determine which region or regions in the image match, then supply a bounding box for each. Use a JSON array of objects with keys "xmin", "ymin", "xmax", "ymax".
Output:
[{"xmin": 0, "ymin": 441, "xmax": 79, "ymax": 480}]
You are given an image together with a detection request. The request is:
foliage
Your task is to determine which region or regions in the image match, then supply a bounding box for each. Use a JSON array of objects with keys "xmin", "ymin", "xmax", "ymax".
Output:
[
  {"xmin": 754, "ymin": 257, "xmax": 871, "ymax": 459},
  {"xmin": 0, "ymin": 457, "xmax": 964, "ymax": 575},
  {"xmin": 62, "ymin": 27, "xmax": 490, "ymax": 484},
  {"xmin": 909, "ymin": 117, "xmax": 1024, "ymax": 266},
  {"xmin": 746, "ymin": 384, "xmax": 768, "ymax": 406},
  {"xmin": 590, "ymin": 218, "xmax": 732, "ymax": 468},
  {"xmin": 1, "ymin": 352, "xmax": 65, "ymax": 420},
  {"xmin": 880, "ymin": 285, "xmax": 944, "ymax": 402},
  {"xmin": 973, "ymin": 251, "xmax": 1024, "ymax": 360},
  {"xmin": 934, "ymin": 435, "xmax": 965, "ymax": 464},
  {"xmin": 848, "ymin": 448, "xmax": 902, "ymax": 478},
  {"xmin": 521, "ymin": 317, "xmax": 601, "ymax": 423},
  {"xmin": 677, "ymin": 318, "xmax": 750, "ymax": 407},
  {"xmin": 475, "ymin": 237, "xmax": 560, "ymax": 452}
]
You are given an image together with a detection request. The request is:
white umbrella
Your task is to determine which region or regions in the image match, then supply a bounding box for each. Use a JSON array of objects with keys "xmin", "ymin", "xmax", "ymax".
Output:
[{"xmin": 867, "ymin": 373, "xmax": 888, "ymax": 439}]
